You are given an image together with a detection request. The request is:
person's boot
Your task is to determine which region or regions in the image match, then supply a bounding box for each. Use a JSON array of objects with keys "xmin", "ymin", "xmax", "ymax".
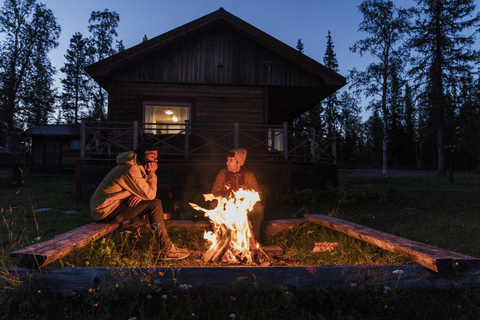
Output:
[{"xmin": 162, "ymin": 243, "xmax": 190, "ymax": 260}]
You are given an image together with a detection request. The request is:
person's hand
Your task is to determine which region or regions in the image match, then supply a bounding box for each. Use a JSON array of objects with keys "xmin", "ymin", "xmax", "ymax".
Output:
[
  {"xmin": 145, "ymin": 161, "xmax": 158, "ymax": 174},
  {"xmin": 127, "ymin": 195, "xmax": 142, "ymax": 207}
]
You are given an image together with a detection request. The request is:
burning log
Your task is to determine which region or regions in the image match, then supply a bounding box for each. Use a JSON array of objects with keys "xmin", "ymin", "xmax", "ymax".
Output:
[
  {"xmin": 203, "ymin": 225, "xmax": 232, "ymax": 263},
  {"xmin": 190, "ymin": 190, "xmax": 274, "ymax": 265}
]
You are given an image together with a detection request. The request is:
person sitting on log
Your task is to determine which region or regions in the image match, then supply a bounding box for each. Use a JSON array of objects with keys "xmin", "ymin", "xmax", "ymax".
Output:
[
  {"xmin": 212, "ymin": 148, "xmax": 264, "ymax": 242},
  {"xmin": 90, "ymin": 143, "xmax": 188, "ymax": 259}
]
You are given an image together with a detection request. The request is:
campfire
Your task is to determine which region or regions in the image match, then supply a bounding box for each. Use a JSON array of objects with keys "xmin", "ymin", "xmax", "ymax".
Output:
[{"xmin": 189, "ymin": 189, "xmax": 274, "ymax": 265}]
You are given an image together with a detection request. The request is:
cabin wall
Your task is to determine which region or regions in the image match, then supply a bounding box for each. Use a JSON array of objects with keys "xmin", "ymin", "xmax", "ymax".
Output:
[
  {"xmin": 109, "ymin": 26, "xmax": 324, "ymax": 88},
  {"xmin": 108, "ymin": 82, "xmax": 265, "ymax": 126}
]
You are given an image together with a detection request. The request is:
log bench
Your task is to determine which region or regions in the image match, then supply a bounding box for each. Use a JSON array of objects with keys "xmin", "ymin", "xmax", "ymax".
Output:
[
  {"xmin": 9, "ymin": 220, "xmax": 214, "ymax": 269},
  {"xmin": 10, "ymin": 223, "xmax": 121, "ymax": 269},
  {"xmin": 305, "ymin": 214, "xmax": 480, "ymax": 273}
]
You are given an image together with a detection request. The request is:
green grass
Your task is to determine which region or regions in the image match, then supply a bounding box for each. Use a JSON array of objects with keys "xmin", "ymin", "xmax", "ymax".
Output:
[{"xmin": 2, "ymin": 170, "xmax": 480, "ymax": 319}]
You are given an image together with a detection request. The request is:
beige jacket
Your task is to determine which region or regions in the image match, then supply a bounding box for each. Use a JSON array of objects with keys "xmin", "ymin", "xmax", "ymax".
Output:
[{"xmin": 90, "ymin": 151, "xmax": 157, "ymax": 221}]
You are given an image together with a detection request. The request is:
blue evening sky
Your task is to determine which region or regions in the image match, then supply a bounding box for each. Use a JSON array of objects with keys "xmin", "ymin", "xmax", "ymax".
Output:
[{"xmin": 39, "ymin": 0, "xmax": 478, "ymax": 120}]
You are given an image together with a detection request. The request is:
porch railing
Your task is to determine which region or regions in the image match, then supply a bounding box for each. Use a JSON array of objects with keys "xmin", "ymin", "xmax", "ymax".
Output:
[{"xmin": 80, "ymin": 119, "xmax": 336, "ymax": 164}]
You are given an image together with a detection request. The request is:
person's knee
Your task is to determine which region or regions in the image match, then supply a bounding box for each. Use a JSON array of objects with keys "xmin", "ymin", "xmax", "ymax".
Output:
[
  {"xmin": 152, "ymin": 198, "xmax": 162, "ymax": 207},
  {"xmin": 253, "ymin": 203, "xmax": 264, "ymax": 217}
]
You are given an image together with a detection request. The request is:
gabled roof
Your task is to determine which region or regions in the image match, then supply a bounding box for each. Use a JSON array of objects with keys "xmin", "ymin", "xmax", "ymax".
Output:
[
  {"xmin": 23, "ymin": 125, "xmax": 81, "ymax": 137},
  {"xmin": 86, "ymin": 7, "xmax": 346, "ymax": 90}
]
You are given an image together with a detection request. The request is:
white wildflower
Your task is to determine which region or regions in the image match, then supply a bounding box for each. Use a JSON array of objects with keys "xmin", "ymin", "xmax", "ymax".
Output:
[
  {"xmin": 35, "ymin": 236, "xmax": 41, "ymax": 241},
  {"xmin": 392, "ymin": 270, "xmax": 404, "ymax": 274},
  {"xmin": 146, "ymin": 295, "xmax": 152, "ymax": 299},
  {"xmin": 154, "ymin": 279, "xmax": 162, "ymax": 286},
  {"xmin": 161, "ymin": 295, "xmax": 167, "ymax": 299},
  {"xmin": 179, "ymin": 284, "xmax": 189, "ymax": 289},
  {"xmin": 230, "ymin": 296, "xmax": 236, "ymax": 301},
  {"xmin": 230, "ymin": 314, "xmax": 236, "ymax": 318},
  {"xmin": 383, "ymin": 286, "xmax": 391, "ymax": 293}
]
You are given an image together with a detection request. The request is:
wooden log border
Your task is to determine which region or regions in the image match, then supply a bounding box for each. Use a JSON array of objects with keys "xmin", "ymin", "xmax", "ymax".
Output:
[
  {"xmin": 8, "ymin": 216, "xmax": 480, "ymax": 295},
  {"xmin": 9, "ymin": 265, "xmax": 480, "ymax": 297},
  {"xmin": 305, "ymin": 214, "xmax": 480, "ymax": 273}
]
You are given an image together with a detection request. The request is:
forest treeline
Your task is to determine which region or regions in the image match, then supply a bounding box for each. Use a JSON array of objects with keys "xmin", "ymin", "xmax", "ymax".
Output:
[{"xmin": 1, "ymin": 0, "xmax": 480, "ymax": 175}]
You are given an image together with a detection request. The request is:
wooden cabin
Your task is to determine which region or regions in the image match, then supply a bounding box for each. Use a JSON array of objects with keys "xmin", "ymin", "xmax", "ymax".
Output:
[
  {"xmin": 80, "ymin": 8, "xmax": 346, "ymax": 202},
  {"xmin": 23, "ymin": 125, "xmax": 81, "ymax": 173}
]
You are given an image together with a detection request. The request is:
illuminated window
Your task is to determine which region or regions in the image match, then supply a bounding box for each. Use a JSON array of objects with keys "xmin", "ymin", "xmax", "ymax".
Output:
[
  {"xmin": 143, "ymin": 102, "xmax": 190, "ymax": 134},
  {"xmin": 268, "ymin": 128, "xmax": 283, "ymax": 151}
]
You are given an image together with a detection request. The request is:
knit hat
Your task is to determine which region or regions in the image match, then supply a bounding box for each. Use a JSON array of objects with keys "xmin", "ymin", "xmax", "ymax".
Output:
[{"xmin": 231, "ymin": 148, "xmax": 247, "ymax": 166}]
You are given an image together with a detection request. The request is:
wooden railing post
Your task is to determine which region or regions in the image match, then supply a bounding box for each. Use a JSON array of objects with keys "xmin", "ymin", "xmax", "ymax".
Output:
[
  {"xmin": 283, "ymin": 121, "xmax": 288, "ymax": 160},
  {"xmin": 310, "ymin": 128, "xmax": 316, "ymax": 162},
  {"xmin": 80, "ymin": 119, "xmax": 86, "ymax": 158},
  {"xmin": 234, "ymin": 123, "xmax": 239, "ymax": 149},
  {"xmin": 133, "ymin": 121, "xmax": 138, "ymax": 151},
  {"xmin": 331, "ymin": 134, "xmax": 337, "ymax": 165},
  {"xmin": 185, "ymin": 120, "xmax": 190, "ymax": 160}
]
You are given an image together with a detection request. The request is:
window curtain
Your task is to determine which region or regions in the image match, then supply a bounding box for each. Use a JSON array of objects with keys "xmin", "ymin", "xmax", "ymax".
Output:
[{"xmin": 144, "ymin": 105, "xmax": 156, "ymax": 134}]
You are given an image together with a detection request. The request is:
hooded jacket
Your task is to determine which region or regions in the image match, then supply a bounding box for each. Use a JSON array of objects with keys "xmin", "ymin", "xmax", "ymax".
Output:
[{"xmin": 90, "ymin": 151, "xmax": 157, "ymax": 221}]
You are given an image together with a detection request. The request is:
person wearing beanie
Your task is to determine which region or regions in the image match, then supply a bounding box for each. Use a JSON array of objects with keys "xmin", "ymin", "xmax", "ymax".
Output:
[
  {"xmin": 211, "ymin": 148, "xmax": 264, "ymax": 241},
  {"xmin": 90, "ymin": 143, "xmax": 188, "ymax": 259}
]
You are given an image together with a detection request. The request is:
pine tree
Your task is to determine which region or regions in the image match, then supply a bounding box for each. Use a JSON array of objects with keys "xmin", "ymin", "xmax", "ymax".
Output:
[
  {"xmin": 296, "ymin": 39, "xmax": 304, "ymax": 53},
  {"xmin": 0, "ymin": 0, "xmax": 60, "ymax": 130},
  {"xmin": 19, "ymin": 48, "xmax": 57, "ymax": 126},
  {"xmin": 323, "ymin": 31, "xmax": 340, "ymax": 134},
  {"xmin": 60, "ymin": 32, "xmax": 90, "ymax": 124},
  {"xmin": 338, "ymin": 91, "xmax": 362, "ymax": 167},
  {"xmin": 350, "ymin": 0, "xmax": 412, "ymax": 178},
  {"xmin": 86, "ymin": 9, "xmax": 120, "ymax": 122},
  {"xmin": 408, "ymin": 0, "xmax": 480, "ymax": 176}
]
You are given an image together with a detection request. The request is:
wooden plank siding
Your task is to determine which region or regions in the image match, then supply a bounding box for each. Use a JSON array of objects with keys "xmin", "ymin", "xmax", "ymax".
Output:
[
  {"xmin": 109, "ymin": 26, "xmax": 324, "ymax": 88},
  {"xmin": 109, "ymin": 82, "xmax": 265, "ymax": 125}
]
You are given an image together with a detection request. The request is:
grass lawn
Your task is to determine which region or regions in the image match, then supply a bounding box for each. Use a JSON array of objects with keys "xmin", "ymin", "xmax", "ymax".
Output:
[{"xmin": 1, "ymin": 170, "xmax": 480, "ymax": 319}]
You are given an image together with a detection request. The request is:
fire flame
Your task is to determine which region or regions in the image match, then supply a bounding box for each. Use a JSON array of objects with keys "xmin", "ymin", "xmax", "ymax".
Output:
[{"xmin": 189, "ymin": 189, "xmax": 260, "ymax": 263}]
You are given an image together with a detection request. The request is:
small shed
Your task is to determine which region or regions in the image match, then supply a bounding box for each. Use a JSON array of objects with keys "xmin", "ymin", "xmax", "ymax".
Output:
[
  {"xmin": 23, "ymin": 125, "xmax": 81, "ymax": 173},
  {"xmin": 0, "ymin": 146, "xmax": 22, "ymax": 187}
]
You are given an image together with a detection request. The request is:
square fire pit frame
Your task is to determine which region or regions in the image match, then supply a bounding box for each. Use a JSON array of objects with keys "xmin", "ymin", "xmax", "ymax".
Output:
[{"xmin": 9, "ymin": 214, "xmax": 480, "ymax": 296}]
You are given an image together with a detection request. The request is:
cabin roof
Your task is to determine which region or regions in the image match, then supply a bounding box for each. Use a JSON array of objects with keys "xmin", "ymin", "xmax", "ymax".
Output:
[
  {"xmin": 23, "ymin": 125, "xmax": 81, "ymax": 138},
  {"xmin": 86, "ymin": 7, "xmax": 346, "ymax": 91}
]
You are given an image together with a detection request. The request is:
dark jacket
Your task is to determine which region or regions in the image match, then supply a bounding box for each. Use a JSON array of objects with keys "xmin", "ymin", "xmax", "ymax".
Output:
[{"xmin": 212, "ymin": 167, "xmax": 262, "ymax": 199}]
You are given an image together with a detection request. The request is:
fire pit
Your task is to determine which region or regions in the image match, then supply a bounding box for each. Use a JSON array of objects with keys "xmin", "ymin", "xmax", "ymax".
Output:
[{"xmin": 190, "ymin": 189, "xmax": 274, "ymax": 265}]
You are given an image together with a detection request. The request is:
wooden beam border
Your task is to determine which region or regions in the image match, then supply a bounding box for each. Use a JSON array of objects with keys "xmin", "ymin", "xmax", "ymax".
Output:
[
  {"xmin": 9, "ymin": 264, "xmax": 480, "ymax": 297},
  {"xmin": 305, "ymin": 214, "xmax": 480, "ymax": 273}
]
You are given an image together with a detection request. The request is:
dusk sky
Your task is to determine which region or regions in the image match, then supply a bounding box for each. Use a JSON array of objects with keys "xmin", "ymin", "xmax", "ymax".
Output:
[{"xmin": 40, "ymin": 0, "xmax": 478, "ymax": 119}]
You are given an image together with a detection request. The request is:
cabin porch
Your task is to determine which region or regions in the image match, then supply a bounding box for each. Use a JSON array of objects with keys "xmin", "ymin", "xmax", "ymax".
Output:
[{"xmin": 75, "ymin": 120, "xmax": 337, "ymax": 202}]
